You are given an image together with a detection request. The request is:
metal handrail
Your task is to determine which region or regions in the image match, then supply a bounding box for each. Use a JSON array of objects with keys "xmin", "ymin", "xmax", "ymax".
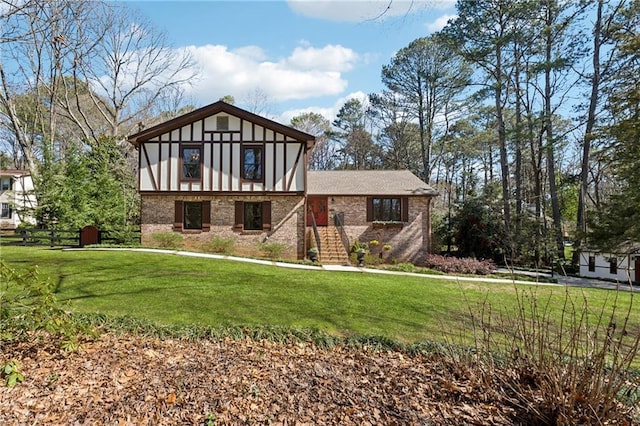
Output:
[
  {"xmin": 333, "ymin": 212, "xmax": 350, "ymax": 255},
  {"xmin": 310, "ymin": 212, "xmax": 322, "ymax": 256}
]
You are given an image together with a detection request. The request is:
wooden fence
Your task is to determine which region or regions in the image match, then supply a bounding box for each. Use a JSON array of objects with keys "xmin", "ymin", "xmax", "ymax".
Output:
[{"xmin": 15, "ymin": 227, "xmax": 140, "ymax": 247}]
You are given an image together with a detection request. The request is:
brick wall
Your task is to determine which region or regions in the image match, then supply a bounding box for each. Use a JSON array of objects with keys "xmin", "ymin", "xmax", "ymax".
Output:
[
  {"xmin": 141, "ymin": 194, "xmax": 305, "ymax": 259},
  {"xmin": 327, "ymin": 195, "xmax": 432, "ymax": 263}
]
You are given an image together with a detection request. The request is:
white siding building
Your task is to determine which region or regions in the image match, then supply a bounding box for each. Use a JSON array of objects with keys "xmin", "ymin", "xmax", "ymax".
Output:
[{"xmin": 0, "ymin": 170, "xmax": 36, "ymax": 230}]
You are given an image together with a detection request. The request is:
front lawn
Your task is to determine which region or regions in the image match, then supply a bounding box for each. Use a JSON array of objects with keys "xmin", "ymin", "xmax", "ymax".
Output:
[{"xmin": 2, "ymin": 246, "xmax": 638, "ymax": 347}]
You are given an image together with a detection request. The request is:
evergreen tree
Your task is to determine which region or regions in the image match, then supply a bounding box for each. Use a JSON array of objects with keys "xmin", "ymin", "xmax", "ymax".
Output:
[{"xmin": 588, "ymin": 0, "xmax": 640, "ymax": 250}]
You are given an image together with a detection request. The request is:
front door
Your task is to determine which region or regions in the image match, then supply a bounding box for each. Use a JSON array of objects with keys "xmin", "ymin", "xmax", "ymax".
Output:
[
  {"xmin": 307, "ymin": 197, "xmax": 328, "ymax": 226},
  {"xmin": 635, "ymin": 257, "xmax": 640, "ymax": 284}
]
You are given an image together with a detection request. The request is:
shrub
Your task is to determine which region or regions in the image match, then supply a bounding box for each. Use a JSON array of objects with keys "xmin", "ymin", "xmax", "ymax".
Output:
[
  {"xmin": 202, "ymin": 236, "xmax": 235, "ymax": 254},
  {"xmin": 0, "ymin": 261, "xmax": 95, "ymax": 351},
  {"xmin": 424, "ymin": 254, "xmax": 495, "ymax": 275},
  {"xmin": 103, "ymin": 226, "xmax": 141, "ymax": 246},
  {"xmin": 455, "ymin": 286, "xmax": 640, "ymax": 424},
  {"xmin": 385, "ymin": 262, "xmax": 416, "ymax": 273},
  {"xmin": 150, "ymin": 232, "xmax": 184, "ymax": 249},
  {"xmin": 258, "ymin": 241, "xmax": 288, "ymax": 260}
]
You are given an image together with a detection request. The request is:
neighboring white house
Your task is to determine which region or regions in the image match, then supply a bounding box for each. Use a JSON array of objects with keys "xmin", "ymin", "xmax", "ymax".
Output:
[
  {"xmin": 579, "ymin": 243, "xmax": 640, "ymax": 284},
  {"xmin": 0, "ymin": 169, "xmax": 36, "ymax": 230}
]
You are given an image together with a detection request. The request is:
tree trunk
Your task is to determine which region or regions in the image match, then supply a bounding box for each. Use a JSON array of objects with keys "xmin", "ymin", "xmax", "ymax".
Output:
[
  {"xmin": 544, "ymin": 2, "xmax": 565, "ymax": 260},
  {"xmin": 495, "ymin": 44, "xmax": 512, "ymax": 244},
  {"xmin": 576, "ymin": 0, "xmax": 603, "ymax": 253}
]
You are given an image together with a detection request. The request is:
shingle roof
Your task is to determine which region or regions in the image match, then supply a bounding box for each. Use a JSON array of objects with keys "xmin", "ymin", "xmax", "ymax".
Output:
[{"xmin": 307, "ymin": 170, "xmax": 438, "ymax": 196}]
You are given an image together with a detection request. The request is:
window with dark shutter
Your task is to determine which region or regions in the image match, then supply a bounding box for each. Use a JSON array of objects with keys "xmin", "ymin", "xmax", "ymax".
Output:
[
  {"xmin": 202, "ymin": 201, "xmax": 211, "ymax": 232},
  {"xmin": 184, "ymin": 202, "xmax": 203, "ymax": 229},
  {"xmin": 234, "ymin": 201, "xmax": 243, "ymax": 231},
  {"xmin": 369, "ymin": 197, "xmax": 402, "ymax": 222},
  {"xmin": 402, "ymin": 196, "xmax": 409, "ymax": 222},
  {"xmin": 174, "ymin": 200, "xmax": 184, "ymax": 231},
  {"xmin": 262, "ymin": 201, "xmax": 271, "ymax": 231}
]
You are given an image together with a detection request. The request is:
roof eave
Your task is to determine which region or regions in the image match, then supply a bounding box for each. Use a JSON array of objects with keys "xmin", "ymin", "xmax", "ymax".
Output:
[{"xmin": 127, "ymin": 101, "xmax": 316, "ymax": 146}]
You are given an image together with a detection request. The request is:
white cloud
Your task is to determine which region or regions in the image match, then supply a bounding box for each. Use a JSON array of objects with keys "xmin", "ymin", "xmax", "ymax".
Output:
[
  {"xmin": 287, "ymin": 45, "xmax": 358, "ymax": 71},
  {"xmin": 280, "ymin": 91, "xmax": 369, "ymax": 124},
  {"xmin": 425, "ymin": 13, "xmax": 457, "ymax": 32},
  {"xmin": 181, "ymin": 42, "xmax": 359, "ymax": 104},
  {"xmin": 287, "ymin": 0, "xmax": 455, "ymax": 23}
]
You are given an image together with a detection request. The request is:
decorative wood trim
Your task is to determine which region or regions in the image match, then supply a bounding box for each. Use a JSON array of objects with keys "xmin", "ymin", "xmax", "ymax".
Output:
[
  {"xmin": 142, "ymin": 145, "xmax": 159, "ymax": 191},
  {"xmin": 286, "ymin": 143, "xmax": 304, "ymax": 192},
  {"xmin": 166, "ymin": 143, "xmax": 172, "ymax": 191},
  {"xmin": 283, "ymin": 139, "xmax": 287, "ymax": 191},
  {"xmin": 139, "ymin": 190, "xmax": 305, "ymax": 196}
]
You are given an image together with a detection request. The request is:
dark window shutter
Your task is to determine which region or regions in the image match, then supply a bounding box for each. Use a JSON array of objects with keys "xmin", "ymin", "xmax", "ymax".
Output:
[
  {"xmin": 262, "ymin": 201, "xmax": 271, "ymax": 231},
  {"xmin": 366, "ymin": 197, "xmax": 373, "ymax": 222},
  {"xmin": 402, "ymin": 196, "xmax": 409, "ymax": 222},
  {"xmin": 234, "ymin": 201, "xmax": 243, "ymax": 230},
  {"xmin": 174, "ymin": 200, "xmax": 183, "ymax": 231},
  {"xmin": 202, "ymin": 201, "xmax": 211, "ymax": 232}
]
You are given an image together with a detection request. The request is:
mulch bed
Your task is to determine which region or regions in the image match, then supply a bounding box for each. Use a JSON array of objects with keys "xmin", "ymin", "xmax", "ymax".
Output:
[{"xmin": 0, "ymin": 333, "xmax": 521, "ymax": 425}]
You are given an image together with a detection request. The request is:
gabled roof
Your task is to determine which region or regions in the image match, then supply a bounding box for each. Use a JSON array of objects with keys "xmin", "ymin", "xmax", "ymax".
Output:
[
  {"xmin": 127, "ymin": 101, "xmax": 316, "ymax": 147},
  {"xmin": 308, "ymin": 170, "xmax": 438, "ymax": 196}
]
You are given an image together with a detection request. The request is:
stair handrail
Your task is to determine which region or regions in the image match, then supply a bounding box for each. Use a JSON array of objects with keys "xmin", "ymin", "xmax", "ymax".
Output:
[
  {"xmin": 310, "ymin": 211, "xmax": 322, "ymax": 256},
  {"xmin": 333, "ymin": 212, "xmax": 350, "ymax": 255}
]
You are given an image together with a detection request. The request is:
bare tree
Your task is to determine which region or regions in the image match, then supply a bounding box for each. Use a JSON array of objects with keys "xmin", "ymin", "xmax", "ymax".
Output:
[
  {"xmin": 1, "ymin": 0, "xmax": 197, "ymax": 173},
  {"xmin": 290, "ymin": 112, "xmax": 335, "ymax": 170}
]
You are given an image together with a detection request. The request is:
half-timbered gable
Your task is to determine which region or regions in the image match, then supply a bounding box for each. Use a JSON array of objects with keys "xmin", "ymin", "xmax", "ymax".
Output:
[
  {"xmin": 128, "ymin": 101, "xmax": 315, "ymax": 259},
  {"xmin": 128, "ymin": 101, "xmax": 314, "ymax": 194}
]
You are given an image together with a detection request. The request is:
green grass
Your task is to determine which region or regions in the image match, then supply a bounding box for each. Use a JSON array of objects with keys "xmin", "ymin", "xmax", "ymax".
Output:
[{"xmin": 1, "ymin": 246, "xmax": 638, "ymax": 345}]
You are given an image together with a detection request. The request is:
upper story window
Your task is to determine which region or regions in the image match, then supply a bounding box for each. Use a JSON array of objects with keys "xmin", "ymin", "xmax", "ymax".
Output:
[
  {"xmin": 372, "ymin": 197, "xmax": 402, "ymax": 222},
  {"xmin": 182, "ymin": 146, "xmax": 201, "ymax": 180},
  {"xmin": 0, "ymin": 202, "xmax": 11, "ymax": 218},
  {"xmin": 0, "ymin": 177, "xmax": 12, "ymax": 191},
  {"xmin": 242, "ymin": 146, "xmax": 263, "ymax": 182}
]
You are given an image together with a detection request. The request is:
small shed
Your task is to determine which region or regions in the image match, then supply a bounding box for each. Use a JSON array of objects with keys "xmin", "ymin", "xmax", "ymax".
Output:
[{"xmin": 579, "ymin": 242, "xmax": 640, "ymax": 284}]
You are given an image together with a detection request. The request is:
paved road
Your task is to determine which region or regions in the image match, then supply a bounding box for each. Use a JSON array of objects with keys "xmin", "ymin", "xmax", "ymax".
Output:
[
  {"xmin": 73, "ymin": 248, "xmax": 639, "ymax": 292},
  {"xmin": 495, "ymin": 268, "xmax": 639, "ymax": 292}
]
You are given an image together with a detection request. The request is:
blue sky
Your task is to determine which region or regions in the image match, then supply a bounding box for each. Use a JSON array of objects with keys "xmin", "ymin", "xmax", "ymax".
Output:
[{"xmin": 126, "ymin": 0, "xmax": 457, "ymax": 124}]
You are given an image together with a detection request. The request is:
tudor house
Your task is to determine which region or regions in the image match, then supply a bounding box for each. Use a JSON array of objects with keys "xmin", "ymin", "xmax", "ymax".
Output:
[{"xmin": 128, "ymin": 101, "xmax": 438, "ymax": 263}]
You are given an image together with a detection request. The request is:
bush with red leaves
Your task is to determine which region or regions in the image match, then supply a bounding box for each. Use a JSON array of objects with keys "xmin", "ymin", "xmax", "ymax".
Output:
[{"xmin": 424, "ymin": 255, "xmax": 496, "ymax": 275}]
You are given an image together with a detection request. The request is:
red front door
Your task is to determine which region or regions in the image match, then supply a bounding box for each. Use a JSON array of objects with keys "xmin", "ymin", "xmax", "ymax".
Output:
[
  {"xmin": 635, "ymin": 257, "xmax": 640, "ymax": 284},
  {"xmin": 307, "ymin": 197, "xmax": 328, "ymax": 226}
]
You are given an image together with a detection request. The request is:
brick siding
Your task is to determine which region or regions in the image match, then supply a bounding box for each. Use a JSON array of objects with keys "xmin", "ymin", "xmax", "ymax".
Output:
[{"xmin": 141, "ymin": 194, "xmax": 305, "ymax": 259}]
